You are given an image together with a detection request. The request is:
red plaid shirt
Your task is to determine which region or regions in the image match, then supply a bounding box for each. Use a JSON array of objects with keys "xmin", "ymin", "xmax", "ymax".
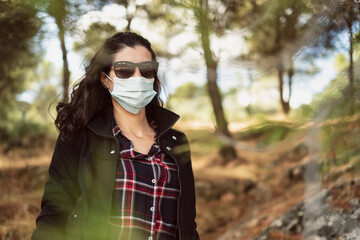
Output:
[{"xmin": 107, "ymin": 119, "xmax": 180, "ymax": 240}]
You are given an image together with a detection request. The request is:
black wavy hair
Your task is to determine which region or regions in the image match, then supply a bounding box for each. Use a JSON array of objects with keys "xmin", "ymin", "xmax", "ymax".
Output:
[{"xmin": 55, "ymin": 32, "xmax": 162, "ymax": 139}]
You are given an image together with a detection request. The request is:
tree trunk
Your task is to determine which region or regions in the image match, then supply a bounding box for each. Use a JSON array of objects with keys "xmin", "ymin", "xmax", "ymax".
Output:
[
  {"xmin": 56, "ymin": 18, "xmax": 70, "ymax": 103},
  {"xmin": 206, "ymin": 67, "xmax": 231, "ymax": 137},
  {"xmin": 348, "ymin": 13, "xmax": 354, "ymax": 91},
  {"xmin": 198, "ymin": 0, "xmax": 237, "ymax": 162},
  {"xmin": 246, "ymin": 70, "xmax": 254, "ymax": 116},
  {"xmin": 274, "ymin": 14, "xmax": 290, "ymax": 115},
  {"xmin": 125, "ymin": 6, "xmax": 133, "ymax": 31},
  {"xmin": 277, "ymin": 66, "xmax": 290, "ymax": 115},
  {"xmin": 121, "ymin": 0, "xmax": 133, "ymax": 31},
  {"xmin": 347, "ymin": 11, "xmax": 355, "ymax": 115},
  {"xmin": 287, "ymin": 63, "xmax": 294, "ymax": 104},
  {"xmin": 125, "ymin": 17, "xmax": 133, "ymax": 31}
]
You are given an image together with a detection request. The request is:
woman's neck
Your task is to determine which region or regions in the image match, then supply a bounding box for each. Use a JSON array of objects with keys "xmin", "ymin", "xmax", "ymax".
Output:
[{"xmin": 112, "ymin": 99, "xmax": 153, "ymax": 138}]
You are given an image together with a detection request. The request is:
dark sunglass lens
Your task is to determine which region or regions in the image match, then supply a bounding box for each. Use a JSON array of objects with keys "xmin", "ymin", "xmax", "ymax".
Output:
[
  {"xmin": 115, "ymin": 69, "xmax": 133, "ymax": 78},
  {"xmin": 114, "ymin": 63, "xmax": 135, "ymax": 78},
  {"xmin": 140, "ymin": 67, "xmax": 155, "ymax": 78},
  {"xmin": 139, "ymin": 62, "xmax": 158, "ymax": 78},
  {"xmin": 113, "ymin": 61, "xmax": 158, "ymax": 78}
]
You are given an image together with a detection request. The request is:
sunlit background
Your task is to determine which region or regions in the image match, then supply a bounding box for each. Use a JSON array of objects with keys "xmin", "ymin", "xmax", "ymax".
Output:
[{"xmin": 1, "ymin": 0, "xmax": 359, "ymax": 239}]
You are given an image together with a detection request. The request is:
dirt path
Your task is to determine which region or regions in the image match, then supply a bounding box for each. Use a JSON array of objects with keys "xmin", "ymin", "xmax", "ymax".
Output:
[{"xmin": 0, "ymin": 121, "xmax": 358, "ymax": 240}]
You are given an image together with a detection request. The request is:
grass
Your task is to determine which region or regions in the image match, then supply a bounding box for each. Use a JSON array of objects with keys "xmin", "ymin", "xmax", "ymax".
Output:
[
  {"xmin": 236, "ymin": 121, "xmax": 304, "ymax": 146},
  {"xmin": 182, "ymin": 128, "xmax": 223, "ymax": 158}
]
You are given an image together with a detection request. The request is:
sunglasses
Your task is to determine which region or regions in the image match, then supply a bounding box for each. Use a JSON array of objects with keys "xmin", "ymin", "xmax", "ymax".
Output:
[{"xmin": 112, "ymin": 61, "xmax": 159, "ymax": 79}]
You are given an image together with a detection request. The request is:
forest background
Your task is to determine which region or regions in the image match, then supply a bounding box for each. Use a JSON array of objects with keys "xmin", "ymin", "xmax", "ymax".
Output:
[{"xmin": 1, "ymin": 0, "xmax": 360, "ymax": 239}]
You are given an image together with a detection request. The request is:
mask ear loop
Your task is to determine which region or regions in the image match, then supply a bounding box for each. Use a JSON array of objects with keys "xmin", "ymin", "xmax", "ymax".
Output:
[
  {"xmin": 105, "ymin": 73, "xmax": 114, "ymax": 82},
  {"xmin": 103, "ymin": 73, "xmax": 114, "ymax": 93}
]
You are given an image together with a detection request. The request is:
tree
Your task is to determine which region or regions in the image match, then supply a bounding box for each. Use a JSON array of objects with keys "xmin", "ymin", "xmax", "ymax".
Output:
[
  {"xmin": 87, "ymin": 0, "xmax": 142, "ymax": 31},
  {"xmin": 166, "ymin": 0, "xmax": 244, "ymax": 162},
  {"xmin": 306, "ymin": 0, "xmax": 360, "ymax": 114},
  {"xmin": 31, "ymin": 0, "xmax": 84, "ymax": 103},
  {"xmin": 239, "ymin": 0, "xmax": 312, "ymax": 115},
  {"xmin": 46, "ymin": 0, "xmax": 71, "ymax": 103},
  {"xmin": 331, "ymin": 1, "xmax": 360, "ymax": 114},
  {"xmin": 196, "ymin": 0, "xmax": 238, "ymax": 161},
  {"xmin": 332, "ymin": 1, "xmax": 359, "ymax": 97},
  {"xmin": 0, "ymin": 1, "xmax": 42, "ymax": 121}
]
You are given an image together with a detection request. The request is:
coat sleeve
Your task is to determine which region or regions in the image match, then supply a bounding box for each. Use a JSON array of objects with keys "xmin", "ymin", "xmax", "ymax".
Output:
[
  {"xmin": 182, "ymin": 132, "xmax": 200, "ymax": 240},
  {"xmin": 31, "ymin": 136, "xmax": 80, "ymax": 240},
  {"xmin": 171, "ymin": 130, "xmax": 200, "ymax": 240},
  {"xmin": 187, "ymin": 144, "xmax": 200, "ymax": 240}
]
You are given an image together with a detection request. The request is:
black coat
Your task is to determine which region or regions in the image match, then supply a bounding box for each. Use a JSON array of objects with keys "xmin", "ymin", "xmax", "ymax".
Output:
[{"xmin": 31, "ymin": 104, "xmax": 199, "ymax": 240}]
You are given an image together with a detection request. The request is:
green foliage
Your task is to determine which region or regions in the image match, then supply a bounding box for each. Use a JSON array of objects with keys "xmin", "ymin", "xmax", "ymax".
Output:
[
  {"xmin": 0, "ymin": 117, "xmax": 48, "ymax": 149},
  {"xmin": 334, "ymin": 54, "xmax": 348, "ymax": 72},
  {"xmin": 237, "ymin": 0, "xmax": 317, "ymax": 114},
  {"xmin": 291, "ymin": 104, "xmax": 314, "ymax": 119},
  {"xmin": 311, "ymin": 74, "xmax": 360, "ymax": 119},
  {"xmin": 33, "ymin": 84, "xmax": 59, "ymax": 122},
  {"xmin": 0, "ymin": 1, "xmax": 42, "ymax": 119},
  {"xmin": 184, "ymin": 129, "xmax": 223, "ymax": 157},
  {"xmin": 320, "ymin": 117, "xmax": 360, "ymax": 172},
  {"xmin": 243, "ymin": 0, "xmax": 311, "ymax": 59},
  {"xmin": 32, "ymin": 0, "xmax": 83, "ymax": 32},
  {"xmin": 168, "ymin": 95, "xmax": 213, "ymax": 122},
  {"xmin": 168, "ymin": 82, "xmax": 212, "ymax": 121},
  {"xmin": 0, "ymin": 96, "xmax": 58, "ymax": 149},
  {"xmin": 237, "ymin": 121, "xmax": 303, "ymax": 146},
  {"xmin": 144, "ymin": 0, "xmax": 185, "ymax": 34},
  {"xmin": 171, "ymin": 82, "xmax": 204, "ymax": 99},
  {"xmin": 74, "ymin": 22, "xmax": 117, "ymax": 60},
  {"xmin": 171, "ymin": 0, "xmax": 248, "ymax": 36}
]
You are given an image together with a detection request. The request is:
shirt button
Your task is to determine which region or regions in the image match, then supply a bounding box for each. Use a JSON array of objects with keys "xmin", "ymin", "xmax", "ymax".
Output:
[
  {"xmin": 74, "ymin": 214, "xmax": 77, "ymax": 218},
  {"xmin": 147, "ymin": 157, "xmax": 152, "ymax": 161},
  {"xmin": 148, "ymin": 237, "xmax": 152, "ymax": 240},
  {"xmin": 152, "ymin": 179, "xmax": 156, "ymax": 183},
  {"xmin": 166, "ymin": 146, "xmax": 171, "ymax": 151},
  {"xmin": 150, "ymin": 207, "xmax": 154, "ymax": 211}
]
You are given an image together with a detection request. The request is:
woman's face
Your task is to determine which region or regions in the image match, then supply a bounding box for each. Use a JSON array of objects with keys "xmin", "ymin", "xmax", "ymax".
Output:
[{"xmin": 101, "ymin": 45, "xmax": 153, "ymax": 92}]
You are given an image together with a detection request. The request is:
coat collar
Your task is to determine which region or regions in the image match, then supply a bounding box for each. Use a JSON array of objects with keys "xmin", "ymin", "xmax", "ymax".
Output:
[{"xmin": 87, "ymin": 104, "xmax": 180, "ymax": 138}]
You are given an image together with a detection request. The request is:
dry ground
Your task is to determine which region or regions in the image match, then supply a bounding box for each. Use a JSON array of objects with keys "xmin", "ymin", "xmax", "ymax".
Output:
[{"xmin": 0, "ymin": 122, "xmax": 358, "ymax": 240}]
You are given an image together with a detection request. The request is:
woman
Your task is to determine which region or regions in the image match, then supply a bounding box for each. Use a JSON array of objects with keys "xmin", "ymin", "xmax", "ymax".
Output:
[{"xmin": 31, "ymin": 32, "xmax": 199, "ymax": 240}]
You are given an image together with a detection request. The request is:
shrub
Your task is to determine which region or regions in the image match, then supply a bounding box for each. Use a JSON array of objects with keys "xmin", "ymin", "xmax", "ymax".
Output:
[{"xmin": 0, "ymin": 119, "xmax": 49, "ymax": 151}]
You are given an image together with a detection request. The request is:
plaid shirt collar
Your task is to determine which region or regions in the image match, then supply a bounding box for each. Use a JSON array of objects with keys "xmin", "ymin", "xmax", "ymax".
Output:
[
  {"xmin": 111, "ymin": 114, "xmax": 160, "ymax": 159},
  {"xmin": 87, "ymin": 104, "xmax": 180, "ymax": 139},
  {"xmin": 112, "ymin": 117, "xmax": 158, "ymax": 138}
]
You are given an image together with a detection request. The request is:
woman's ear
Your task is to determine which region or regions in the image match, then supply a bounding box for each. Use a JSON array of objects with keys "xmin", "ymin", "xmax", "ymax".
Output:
[{"xmin": 100, "ymin": 72, "xmax": 109, "ymax": 89}]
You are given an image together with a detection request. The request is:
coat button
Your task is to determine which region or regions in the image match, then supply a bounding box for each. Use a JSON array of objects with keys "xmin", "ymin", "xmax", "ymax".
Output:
[
  {"xmin": 74, "ymin": 214, "xmax": 77, "ymax": 218},
  {"xmin": 166, "ymin": 146, "xmax": 171, "ymax": 151},
  {"xmin": 172, "ymin": 136, "xmax": 177, "ymax": 140},
  {"xmin": 110, "ymin": 150, "xmax": 115, "ymax": 154}
]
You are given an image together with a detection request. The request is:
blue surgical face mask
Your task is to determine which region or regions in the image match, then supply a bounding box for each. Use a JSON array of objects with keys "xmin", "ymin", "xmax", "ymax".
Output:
[{"xmin": 105, "ymin": 74, "xmax": 157, "ymax": 114}]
